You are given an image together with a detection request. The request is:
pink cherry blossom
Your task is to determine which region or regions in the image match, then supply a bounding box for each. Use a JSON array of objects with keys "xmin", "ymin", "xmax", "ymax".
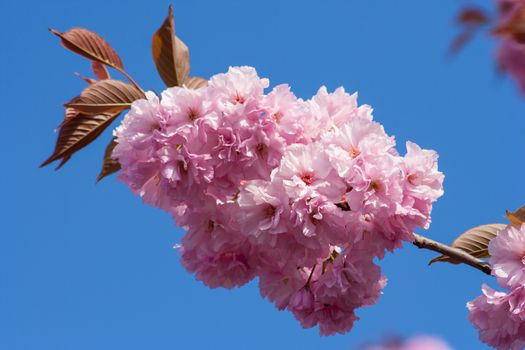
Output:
[
  {"xmin": 179, "ymin": 203, "xmax": 256, "ymax": 289},
  {"xmin": 261, "ymin": 84, "xmax": 308, "ymax": 144},
  {"xmin": 403, "ymin": 141, "xmax": 444, "ymax": 202},
  {"xmin": 293, "ymin": 248, "xmax": 387, "ymax": 336},
  {"xmin": 274, "ymin": 143, "xmax": 346, "ymax": 202},
  {"xmin": 259, "ymin": 268, "xmax": 310, "ymax": 310},
  {"xmin": 467, "ymin": 284, "xmax": 525, "ymax": 350},
  {"xmin": 113, "ymin": 66, "xmax": 444, "ymax": 335},
  {"xmin": 489, "ymin": 224, "xmax": 525, "ymax": 289},
  {"xmin": 323, "ymin": 117, "xmax": 395, "ymax": 178},
  {"xmin": 161, "ymin": 85, "xmax": 211, "ymax": 128},
  {"xmin": 208, "ymin": 66, "xmax": 269, "ymax": 113},
  {"xmin": 237, "ymin": 180, "xmax": 290, "ymax": 237},
  {"xmin": 307, "ymin": 86, "xmax": 372, "ymax": 139}
]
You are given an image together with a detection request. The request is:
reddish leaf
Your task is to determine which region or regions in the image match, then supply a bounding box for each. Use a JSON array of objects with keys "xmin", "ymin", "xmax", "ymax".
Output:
[
  {"xmin": 63, "ymin": 107, "xmax": 79, "ymax": 124},
  {"xmin": 50, "ymin": 27, "xmax": 123, "ymax": 70},
  {"xmin": 506, "ymin": 204, "xmax": 525, "ymax": 225},
  {"xmin": 97, "ymin": 137, "xmax": 120, "ymax": 182},
  {"xmin": 92, "ymin": 61, "xmax": 110, "ymax": 80},
  {"xmin": 74, "ymin": 72, "xmax": 97, "ymax": 85},
  {"xmin": 56, "ymin": 104, "xmax": 81, "ymax": 130},
  {"xmin": 41, "ymin": 111, "xmax": 121, "ymax": 168},
  {"xmin": 55, "ymin": 155, "xmax": 71, "ymax": 170},
  {"xmin": 450, "ymin": 7, "xmax": 491, "ymax": 55},
  {"xmin": 65, "ymin": 79, "xmax": 144, "ymax": 115},
  {"xmin": 457, "ymin": 7, "xmax": 489, "ymax": 27},
  {"xmin": 152, "ymin": 5, "xmax": 190, "ymax": 87},
  {"xmin": 184, "ymin": 76, "xmax": 208, "ymax": 89},
  {"xmin": 449, "ymin": 30, "xmax": 475, "ymax": 55}
]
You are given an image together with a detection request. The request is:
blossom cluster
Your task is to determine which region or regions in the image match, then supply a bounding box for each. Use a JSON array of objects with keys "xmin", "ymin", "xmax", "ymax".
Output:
[
  {"xmin": 496, "ymin": 0, "xmax": 525, "ymax": 94},
  {"xmin": 468, "ymin": 224, "xmax": 525, "ymax": 349},
  {"xmin": 113, "ymin": 66, "xmax": 444, "ymax": 335}
]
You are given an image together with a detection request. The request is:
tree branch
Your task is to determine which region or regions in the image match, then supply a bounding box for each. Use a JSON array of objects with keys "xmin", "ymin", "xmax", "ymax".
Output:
[{"xmin": 412, "ymin": 233, "xmax": 492, "ymax": 275}]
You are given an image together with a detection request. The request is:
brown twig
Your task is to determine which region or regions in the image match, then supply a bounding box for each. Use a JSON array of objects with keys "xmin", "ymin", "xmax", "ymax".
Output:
[{"xmin": 412, "ymin": 233, "xmax": 492, "ymax": 275}]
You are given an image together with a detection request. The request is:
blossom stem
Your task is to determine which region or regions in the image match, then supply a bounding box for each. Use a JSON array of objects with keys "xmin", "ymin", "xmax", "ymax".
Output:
[
  {"xmin": 412, "ymin": 233, "xmax": 492, "ymax": 275},
  {"xmin": 305, "ymin": 264, "xmax": 317, "ymax": 288}
]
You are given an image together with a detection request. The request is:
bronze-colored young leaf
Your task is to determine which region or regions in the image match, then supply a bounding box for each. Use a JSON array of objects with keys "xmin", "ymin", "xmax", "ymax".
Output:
[
  {"xmin": 92, "ymin": 61, "xmax": 110, "ymax": 80},
  {"xmin": 41, "ymin": 111, "xmax": 121, "ymax": 168},
  {"xmin": 428, "ymin": 223, "xmax": 506, "ymax": 265},
  {"xmin": 57, "ymin": 101, "xmax": 81, "ymax": 129},
  {"xmin": 50, "ymin": 27, "xmax": 124, "ymax": 70},
  {"xmin": 449, "ymin": 7, "xmax": 491, "ymax": 55},
  {"xmin": 75, "ymin": 72, "xmax": 97, "ymax": 85},
  {"xmin": 152, "ymin": 5, "xmax": 190, "ymax": 87},
  {"xmin": 97, "ymin": 137, "xmax": 120, "ymax": 182},
  {"xmin": 506, "ymin": 204, "xmax": 525, "ymax": 225},
  {"xmin": 65, "ymin": 79, "xmax": 144, "ymax": 114},
  {"xmin": 184, "ymin": 76, "xmax": 208, "ymax": 89},
  {"xmin": 449, "ymin": 31, "xmax": 474, "ymax": 55},
  {"xmin": 55, "ymin": 155, "xmax": 72, "ymax": 170},
  {"xmin": 457, "ymin": 7, "xmax": 489, "ymax": 27}
]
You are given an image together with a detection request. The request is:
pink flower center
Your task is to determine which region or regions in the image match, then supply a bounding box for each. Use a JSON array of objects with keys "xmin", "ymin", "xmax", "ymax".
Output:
[
  {"xmin": 265, "ymin": 204, "xmax": 276, "ymax": 218},
  {"xmin": 407, "ymin": 173, "xmax": 418, "ymax": 185},
  {"xmin": 207, "ymin": 220, "xmax": 215, "ymax": 232},
  {"xmin": 300, "ymin": 172, "xmax": 315, "ymax": 185},
  {"xmin": 369, "ymin": 180, "xmax": 381, "ymax": 192},
  {"xmin": 349, "ymin": 146, "xmax": 360, "ymax": 159},
  {"xmin": 272, "ymin": 111, "xmax": 283, "ymax": 122},
  {"xmin": 233, "ymin": 92, "xmax": 245, "ymax": 104},
  {"xmin": 256, "ymin": 143, "xmax": 268, "ymax": 157},
  {"xmin": 522, "ymin": 255, "xmax": 525, "ymax": 265},
  {"xmin": 178, "ymin": 160, "xmax": 187, "ymax": 173},
  {"xmin": 309, "ymin": 212, "xmax": 320, "ymax": 225},
  {"xmin": 187, "ymin": 107, "xmax": 198, "ymax": 120}
]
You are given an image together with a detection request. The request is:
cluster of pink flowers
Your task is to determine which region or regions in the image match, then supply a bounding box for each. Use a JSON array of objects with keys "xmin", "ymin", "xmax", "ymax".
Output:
[
  {"xmin": 113, "ymin": 66, "xmax": 444, "ymax": 335},
  {"xmin": 496, "ymin": 0, "xmax": 525, "ymax": 94},
  {"xmin": 364, "ymin": 336, "xmax": 453, "ymax": 350},
  {"xmin": 468, "ymin": 224, "xmax": 525, "ymax": 349}
]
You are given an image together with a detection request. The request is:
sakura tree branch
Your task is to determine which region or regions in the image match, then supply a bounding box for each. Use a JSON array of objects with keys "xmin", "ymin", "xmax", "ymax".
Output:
[{"xmin": 412, "ymin": 233, "xmax": 492, "ymax": 275}]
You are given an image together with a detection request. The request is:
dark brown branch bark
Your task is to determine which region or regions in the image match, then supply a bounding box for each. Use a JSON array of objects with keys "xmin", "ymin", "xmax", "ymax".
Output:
[{"xmin": 412, "ymin": 233, "xmax": 492, "ymax": 275}]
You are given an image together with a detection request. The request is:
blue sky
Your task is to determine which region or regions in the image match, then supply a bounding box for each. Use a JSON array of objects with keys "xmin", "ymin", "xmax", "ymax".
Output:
[{"xmin": 2, "ymin": 0, "xmax": 525, "ymax": 349}]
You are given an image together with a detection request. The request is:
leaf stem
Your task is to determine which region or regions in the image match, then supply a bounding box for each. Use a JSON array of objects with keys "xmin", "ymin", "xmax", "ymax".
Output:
[
  {"xmin": 412, "ymin": 233, "xmax": 492, "ymax": 275},
  {"xmin": 117, "ymin": 68, "xmax": 145, "ymax": 95}
]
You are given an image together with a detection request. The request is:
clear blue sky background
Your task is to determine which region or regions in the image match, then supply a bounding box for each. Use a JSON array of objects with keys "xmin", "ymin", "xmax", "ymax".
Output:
[{"xmin": 2, "ymin": 0, "xmax": 524, "ymax": 349}]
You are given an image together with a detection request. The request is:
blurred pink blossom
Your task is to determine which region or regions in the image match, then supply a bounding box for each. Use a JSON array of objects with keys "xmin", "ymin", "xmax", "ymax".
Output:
[{"xmin": 364, "ymin": 335, "xmax": 453, "ymax": 350}]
